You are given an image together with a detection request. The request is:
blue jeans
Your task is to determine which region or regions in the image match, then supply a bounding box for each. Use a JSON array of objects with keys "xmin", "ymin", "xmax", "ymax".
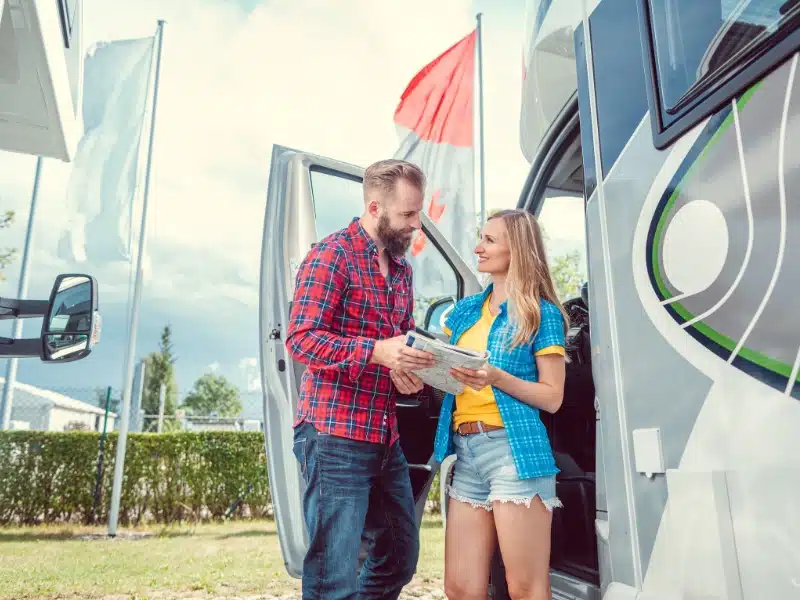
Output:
[
  {"xmin": 448, "ymin": 428, "xmax": 561, "ymax": 511},
  {"xmin": 292, "ymin": 421, "xmax": 420, "ymax": 600}
]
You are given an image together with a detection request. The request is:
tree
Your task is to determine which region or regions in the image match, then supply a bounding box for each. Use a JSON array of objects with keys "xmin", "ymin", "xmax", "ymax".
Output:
[
  {"xmin": 539, "ymin": 220, "xmax": 586, "ymax": 301},
  {"xmin": 0, "ymin": 211, "xmax": 17, "ymax": 281},
  {"xmin": 181, "ymin": 373, "xmax": 242, "ymax": 418},
  {"xmin": 142, "ymin": 325, "xmax": 178, "ymax": 421},
  {"xmin": 551, "ymin": 250, "xmax": 583, "ymax": 301}
]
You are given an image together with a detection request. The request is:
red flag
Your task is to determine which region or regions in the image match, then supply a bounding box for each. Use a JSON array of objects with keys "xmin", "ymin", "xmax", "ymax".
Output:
[{"xmin": 393, "ymin": 30, "xmax": 477, "ymax": 285}]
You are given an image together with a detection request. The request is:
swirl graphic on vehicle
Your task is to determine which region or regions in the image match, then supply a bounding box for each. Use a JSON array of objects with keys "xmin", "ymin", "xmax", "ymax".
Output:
[{"xmin": 647, "ymin": 56, "xmax": 800, "ymax": 399}]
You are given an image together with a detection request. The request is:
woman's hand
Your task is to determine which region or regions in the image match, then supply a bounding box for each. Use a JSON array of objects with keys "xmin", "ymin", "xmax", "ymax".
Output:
[
  {"xmin": 390, "ymin": 369, "xmax": 425, "ymax": 394},
  {"xmin": 450, "ymin": 365, "xmax": 500, "ymax": 391}
]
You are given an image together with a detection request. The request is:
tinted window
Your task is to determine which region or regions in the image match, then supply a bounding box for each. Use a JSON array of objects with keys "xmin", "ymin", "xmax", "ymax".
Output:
[
  {"xmin": 589, "ymin": 0, "xmax": 650, "ymax": 175},
  {"xmin": 407, "ymin": 234, "xmax": 460, "ymax": 328},
  {"xmin": 649, "ymin": 0, "xmax": 798, "ymax": 110},
  {"xmin": 308, "ymin": 166, "xmax": 459, "ymax": 328},
  {"xmin": 308, "ymin": 167, "xmax": 364, "ymax": 240}
]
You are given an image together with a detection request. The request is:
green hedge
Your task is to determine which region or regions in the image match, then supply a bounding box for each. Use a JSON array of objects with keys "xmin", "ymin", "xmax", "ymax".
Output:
[
  {"xmin": 0, "ymin": 431, "xmax": 270, "ymax": 526},
  {"xmin": 0, "ymin": 431, "xmax": 443, "ymax": 526}
]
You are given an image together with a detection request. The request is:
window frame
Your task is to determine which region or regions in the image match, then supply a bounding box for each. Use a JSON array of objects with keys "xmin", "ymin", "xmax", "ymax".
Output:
[
  {"xmin": 638, "ymin": 0, "xmax": 800, "ymax": 149},
  {"xmin": 305, "ymin": 165, "xmax": 467, "ymax": 302},
  {"xmin": 308, "ymin": 165, "xmax": 364, "ymax": 241},
  {"xmin": 518, "ymin": 96, "xmax": 582, "ymax": 212},
  {"xmin": 57, "ymin": 0, "xmax": 79, "ymax": 48},
  {"xmin": 518, "ymin": 99, "xmax": 590, "ymax": 301}
]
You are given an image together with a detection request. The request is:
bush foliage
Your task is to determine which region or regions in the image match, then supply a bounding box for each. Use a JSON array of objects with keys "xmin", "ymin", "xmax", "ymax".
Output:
[
  {"xmin": 0, "ymin": 431, "xmax": 443, "ymax": 526},
  {"xmin": 0, "ymin": 431, "xmax": 270, "ymax": 525}
]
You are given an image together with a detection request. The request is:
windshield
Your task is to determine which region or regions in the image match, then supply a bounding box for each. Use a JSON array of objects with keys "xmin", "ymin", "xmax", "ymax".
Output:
[
  {"xmin": 649, "ymin": 0, "xmax": 800, "ymax": 110},
  {"xmin": 520, "ymin": 0, "xmax": 584, "ymax": 162}
]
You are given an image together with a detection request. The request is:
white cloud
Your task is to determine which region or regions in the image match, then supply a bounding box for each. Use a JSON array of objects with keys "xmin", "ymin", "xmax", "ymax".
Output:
[
  {"xmin": 0, "ymin": 0, "xmax": 531, "ymax": 303},
  {"xmin": 0, "ymin": 0, "xmax": 534, "ymax": 390}
]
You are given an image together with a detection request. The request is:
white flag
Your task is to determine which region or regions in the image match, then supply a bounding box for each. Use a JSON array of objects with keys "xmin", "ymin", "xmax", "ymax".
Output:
[{"xmin": 58, "ymin": 37, "xmax": 155, "ymax": 263}]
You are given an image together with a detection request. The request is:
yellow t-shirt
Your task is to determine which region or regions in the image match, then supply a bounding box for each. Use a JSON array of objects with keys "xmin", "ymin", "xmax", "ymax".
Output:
[{"xmin": 444, "ymin": 298, "xmax": 565, "ymax": 430}]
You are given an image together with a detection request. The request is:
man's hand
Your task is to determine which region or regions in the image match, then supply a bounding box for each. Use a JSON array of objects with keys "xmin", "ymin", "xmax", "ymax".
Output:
[
  {"xmin": 390, "ymin": 370, "xmax": 425, "ymax": 394},
  {"xmin": 371, "ymin": 335, "xmax": 436, "ymax": 371},
  {"xmin": 450, "ymin": 365, "xmax": 500, "ymax": 391}
]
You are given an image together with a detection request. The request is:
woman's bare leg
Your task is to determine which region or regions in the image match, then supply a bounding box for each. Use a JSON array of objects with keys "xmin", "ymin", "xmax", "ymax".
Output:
[
  {"xmin": 492, "ymin": 496, "xmax": 554, "ymax": 600},
  {"xmin": 444, "ymin": 498, "xmax": 497, "ymax": 600}
]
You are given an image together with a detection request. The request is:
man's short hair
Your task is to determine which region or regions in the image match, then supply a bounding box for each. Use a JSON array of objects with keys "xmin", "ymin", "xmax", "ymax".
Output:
[{"xmin": 363, "ymin": 159, "xmax": 426, "ymax": 201}]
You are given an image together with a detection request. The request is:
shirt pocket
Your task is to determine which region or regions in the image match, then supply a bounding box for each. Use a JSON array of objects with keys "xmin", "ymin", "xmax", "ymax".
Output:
[
  {"xmin": 345, "ymin": 274, "xmax": 390, "ymax": 332},
  {"xmin": 390, "ymin": 284, "xmax": 412, "ymax": 327},
  {"xmin": 340, "ymin": 281, "xmax": 373, "ymax": 332}
]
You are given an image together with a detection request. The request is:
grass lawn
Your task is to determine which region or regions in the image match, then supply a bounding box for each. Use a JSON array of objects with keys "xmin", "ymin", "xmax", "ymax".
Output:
[{"xmin": 0, "ymin": 517, "xmax": 445, "ymax": 599}]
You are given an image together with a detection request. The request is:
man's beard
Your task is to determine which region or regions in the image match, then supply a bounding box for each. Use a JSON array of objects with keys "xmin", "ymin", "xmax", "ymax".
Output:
[{"xmin": 377, "ymin": 214, "xmax": 414, "ymax": 257}]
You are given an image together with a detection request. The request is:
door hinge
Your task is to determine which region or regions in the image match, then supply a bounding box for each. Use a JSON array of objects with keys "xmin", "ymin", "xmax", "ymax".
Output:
[{"xmin": 269, "ymin": 327, "xmax": 281, "ymax": 340}]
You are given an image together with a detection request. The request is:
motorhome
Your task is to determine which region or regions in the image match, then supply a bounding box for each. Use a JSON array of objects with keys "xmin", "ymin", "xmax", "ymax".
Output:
[
  {"xmin": 260, "ymin": 1, "xmax": 800, "ymax": 598},
  {"xmin": 0, "ymin": 0, "xmax": 82, "ymax": 161}
]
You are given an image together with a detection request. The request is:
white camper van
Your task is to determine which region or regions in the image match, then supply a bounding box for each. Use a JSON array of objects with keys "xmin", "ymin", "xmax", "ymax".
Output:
[{"xmin": 261, "ymin": 1, "xmax": 800, "ymax": 598}]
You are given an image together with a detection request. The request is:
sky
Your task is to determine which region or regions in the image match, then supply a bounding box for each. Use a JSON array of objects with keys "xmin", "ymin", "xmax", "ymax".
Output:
[{"xmin": 0, "ymin": 0, "xmax": 542, "ymax": 407}]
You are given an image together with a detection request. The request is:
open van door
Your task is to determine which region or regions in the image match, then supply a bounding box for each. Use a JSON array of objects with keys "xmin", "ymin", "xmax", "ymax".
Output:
[{"xmin": 259, "ymin": 144, "xmax": 481, "ymax": 577}]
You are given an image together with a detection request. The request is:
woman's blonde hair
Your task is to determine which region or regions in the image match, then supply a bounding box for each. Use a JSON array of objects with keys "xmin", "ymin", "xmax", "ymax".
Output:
[{"xmin": 488, "ymin": 209, "xmax": 570, "ymax": 347}]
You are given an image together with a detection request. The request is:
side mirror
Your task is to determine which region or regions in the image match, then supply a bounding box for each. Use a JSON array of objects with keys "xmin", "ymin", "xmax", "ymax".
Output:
[
  {"xmin": 423, "ymin": 297, "xmax": 455, "ymax": 334},
  {"xmin": 0, "ymin": 273, "xmax": 100, "ymax": 361},
  {"xmin": 40, "ymin": 275, "xmax": 100, "ymax": 362}
]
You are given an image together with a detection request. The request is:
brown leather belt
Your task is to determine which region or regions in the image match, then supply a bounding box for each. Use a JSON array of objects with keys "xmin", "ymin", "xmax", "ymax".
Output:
[{"xmin": 456, "ymin": 421, "xmax": 504, "ymax": 436}]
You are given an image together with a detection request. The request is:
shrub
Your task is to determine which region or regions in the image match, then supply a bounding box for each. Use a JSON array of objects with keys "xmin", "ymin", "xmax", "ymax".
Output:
[
  {"xmin": 0, "ymin": 430, "xmax": 441, "ymax": 526},
  {"xmin": 0, "ymin": 431, "xmax": 269, "ymax": 525}
]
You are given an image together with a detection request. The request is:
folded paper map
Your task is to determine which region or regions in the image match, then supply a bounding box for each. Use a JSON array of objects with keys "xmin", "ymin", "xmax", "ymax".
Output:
[{"xmin": 404, "ymin": 331, "xmax": 489, "ymax": 395}]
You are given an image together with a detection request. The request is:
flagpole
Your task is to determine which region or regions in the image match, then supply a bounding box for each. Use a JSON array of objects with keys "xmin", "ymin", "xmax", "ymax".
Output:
[
  {"xmin": 476, "ymin": 12, "xmax": 486, "ymax": 225},
  {"xmin": 108, "ymin": 19, "xmax": 165, "ymax": 536},
  {"xmin": 0, "ymin": 157, "xmax": 44, "ymax": 430}
]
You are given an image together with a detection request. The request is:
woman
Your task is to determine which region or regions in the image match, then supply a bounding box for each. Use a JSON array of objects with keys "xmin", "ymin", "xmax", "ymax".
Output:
[{"xmin": 401, "ymin": 209, "xmax": 569, "ymax": 599}]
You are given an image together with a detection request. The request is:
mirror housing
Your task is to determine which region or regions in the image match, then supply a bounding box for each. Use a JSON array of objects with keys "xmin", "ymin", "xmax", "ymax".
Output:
[
  {"xmin": 40, "ymin": 274, "xmax": 101, "ymax": 362},
  {"xmin": 0, "ymin": 273, "xmax": 100, "ymax": 362},
  {"xmin": 423, "ymin": 297, "xmax": 455, "ymax": 334}
]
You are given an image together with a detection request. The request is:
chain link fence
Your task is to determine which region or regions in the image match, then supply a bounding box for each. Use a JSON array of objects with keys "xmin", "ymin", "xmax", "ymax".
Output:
[{"xmin": 0, "ymin": 380, "xmax": 264, "ymax": 434}]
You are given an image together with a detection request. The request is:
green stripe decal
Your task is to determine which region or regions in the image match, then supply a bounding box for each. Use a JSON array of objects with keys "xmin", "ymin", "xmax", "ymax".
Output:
[{"xmin": 649, "ymin": 80, "xmax": 799, "ymax": 383}]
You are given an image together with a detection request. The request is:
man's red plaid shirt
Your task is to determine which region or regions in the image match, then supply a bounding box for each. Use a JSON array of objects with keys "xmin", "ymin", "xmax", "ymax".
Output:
[{"xmin": 286, "ymin": 218, "xmax": 414, "ymax": 445}]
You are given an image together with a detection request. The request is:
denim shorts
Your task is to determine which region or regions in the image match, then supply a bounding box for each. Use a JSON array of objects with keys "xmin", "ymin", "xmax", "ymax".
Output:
[{"xmin": 447, "ymin": 428, "xmax": 562, "ymax": 512}]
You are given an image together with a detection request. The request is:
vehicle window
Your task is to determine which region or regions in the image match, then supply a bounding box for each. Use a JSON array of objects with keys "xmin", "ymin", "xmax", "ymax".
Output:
[
  {"xmin": 308, "ymin": 165, "xmax": 460, "ymax": 329},
  {"xmin": 588, "ymin": 0, "xmax": 649, "ymax": 175},
  {"xmin": 537, "ymin": 193, "xmax": 588, "ymax": 301},
  {"xmin": 407, "ymin": 235, "xmax": 460, "ymax": 329},
  {"xmin": 649, "ymin": 0, "xmax": 798, "ymax": 110},
  {"xmin": 308, "ymin": 167, "xmax": 364, "ymax": 240}
]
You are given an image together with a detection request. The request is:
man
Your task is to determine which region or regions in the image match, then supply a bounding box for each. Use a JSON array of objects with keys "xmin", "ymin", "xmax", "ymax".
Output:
[{"xmin": 286, "ymin": 159, "xmax": 436, "ymax": 599}]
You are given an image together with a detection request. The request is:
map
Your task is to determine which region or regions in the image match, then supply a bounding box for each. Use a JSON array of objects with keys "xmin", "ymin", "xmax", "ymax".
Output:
[{"xmin": 405, "ymin": 331, "xmax": 489, "ymax": 395}]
